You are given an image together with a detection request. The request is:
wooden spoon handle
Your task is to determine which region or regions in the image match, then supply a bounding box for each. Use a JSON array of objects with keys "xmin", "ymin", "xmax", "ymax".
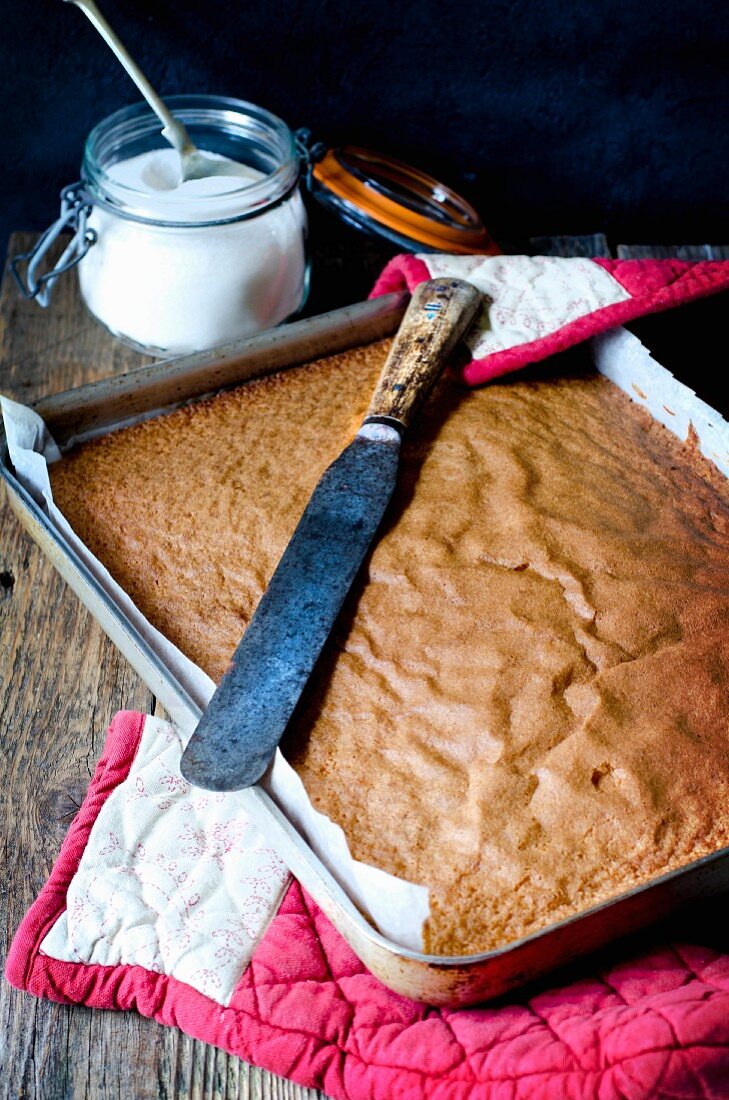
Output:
[{"xmin": 363, "ymin": 278, "xmax": 481, "ymax": 431}]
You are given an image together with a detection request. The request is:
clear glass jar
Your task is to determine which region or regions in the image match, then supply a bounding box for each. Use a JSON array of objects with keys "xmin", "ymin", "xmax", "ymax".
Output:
[{"xmin": 77, "ymin": 95, "xmax": 308, "ymax": 356}]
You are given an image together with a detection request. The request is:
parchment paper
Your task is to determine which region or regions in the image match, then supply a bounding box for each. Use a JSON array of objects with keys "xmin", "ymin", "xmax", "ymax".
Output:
[
  {"xmin": 0, "ymin": 394, "xmax": 430, "ymax": 951},
  {"xmin": 6, "ymin": 326, "xmax": 726, "ymax": 955}
]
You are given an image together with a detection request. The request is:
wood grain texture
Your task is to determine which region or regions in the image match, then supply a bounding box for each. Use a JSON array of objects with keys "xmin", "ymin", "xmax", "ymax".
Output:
[
  {"xmin": 616, "ymin": 243, "xmax": 729, "ymax": 259},
  {"xmin": 365, "ymin": 278, "xmax": 481, "ymax": 427},
  {"xmin": 529, "ymin": 232, "xmax": 611, "ymax": 257},
  {"xmin": 0, "ymin": 233, "xmax": 327, "ymax": 1100}
]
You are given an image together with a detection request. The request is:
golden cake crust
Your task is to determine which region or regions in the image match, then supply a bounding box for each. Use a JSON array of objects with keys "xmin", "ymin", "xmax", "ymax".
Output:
[{"xmin": 50, "ymin": 339, "xmax": 729, "ymax": 955}]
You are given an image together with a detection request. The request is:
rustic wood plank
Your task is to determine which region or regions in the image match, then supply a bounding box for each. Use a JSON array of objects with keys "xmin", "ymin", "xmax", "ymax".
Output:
[
  {"xmin": 0, "ymin": 233, "xmax": 154, "ymax": 401},
  {"xmin": 616, "ymin": 243, "xmax": 729, "ymax": 259},
  {"xmin": 529, "ymin": 232, "xmax": 611, "ymax": 257},
  {"xmin": 0, "ymin": 232, "xmax": 327, "ymax": 1100}
]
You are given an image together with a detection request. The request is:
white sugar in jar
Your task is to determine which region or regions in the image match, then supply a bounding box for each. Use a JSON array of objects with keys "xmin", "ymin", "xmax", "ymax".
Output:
[{"xmin": 76, "ymin": 96, "xmax": 308, "ymax": 356}]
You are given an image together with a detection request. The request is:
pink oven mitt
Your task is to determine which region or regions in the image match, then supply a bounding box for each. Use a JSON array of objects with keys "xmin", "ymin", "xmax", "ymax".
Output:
[
  {"xmin": 9, "ymin": 255, "xmax": 729, "ymax": 1096},
  {"xmin": 370, "ymin": 253, "xmax": 729, "ymax": 385},
  {"xmin": 7, "ymin": 710, "xmax": 729, "ymax": 1100}
]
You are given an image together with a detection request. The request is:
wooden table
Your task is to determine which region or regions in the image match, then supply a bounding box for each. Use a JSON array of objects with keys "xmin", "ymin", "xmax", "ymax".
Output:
[
  {"xmin": 2, "ymin": 230, "xmax": 728, "ymax": 1098},
  {"xmin": 0, "ymin": 233, "xmax": 326, "ymax": 1100}
]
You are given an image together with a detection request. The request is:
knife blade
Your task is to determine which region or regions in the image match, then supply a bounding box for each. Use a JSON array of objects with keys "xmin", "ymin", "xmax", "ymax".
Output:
[{"xmin": 180, "ymin": 277, "xmax": 481, "ymax": 790}]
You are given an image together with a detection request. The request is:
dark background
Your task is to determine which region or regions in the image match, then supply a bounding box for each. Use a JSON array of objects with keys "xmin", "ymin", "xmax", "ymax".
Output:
[
  {"xmin": 3, "ymin": 0, "xmax": 728, "ymax": 255},
  {"xmin": 2, "ymin": 0, "xmax": 727, "ymax": 398}
]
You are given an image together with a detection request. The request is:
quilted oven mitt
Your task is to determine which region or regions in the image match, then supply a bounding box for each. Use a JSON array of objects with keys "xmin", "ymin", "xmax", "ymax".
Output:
[
  {"xmin": 370, "ymin": 253, "xmax": 729, "ymax": 385},
  {"xmin": 8, "ymin": 256, "xmax": 729, "ymax": 1098},
  {"xmin": 7, "ymin": 710, "xmax": 729, "ymax": 1100}
]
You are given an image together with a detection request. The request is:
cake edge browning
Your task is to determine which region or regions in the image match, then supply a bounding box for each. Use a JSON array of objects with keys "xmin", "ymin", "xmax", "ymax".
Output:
[{"xmin": 48, "ymin": 343, "xmax": 729, "ymax": 957}]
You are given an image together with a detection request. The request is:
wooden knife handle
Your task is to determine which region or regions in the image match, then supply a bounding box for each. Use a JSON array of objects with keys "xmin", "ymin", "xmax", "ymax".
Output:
[{"xmin": 363, "ymin": 278, "xmax": 481, "ymax": 431}]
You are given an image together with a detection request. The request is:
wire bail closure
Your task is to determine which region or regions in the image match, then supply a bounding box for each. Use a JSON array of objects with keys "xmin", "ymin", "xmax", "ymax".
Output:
[
  {"xmin": 10, "ymin": 184, "xmax": 97, "ymax": 307},
  {"xmin": 294, "ymin": 129, "xmax": 327, "ymax": 191},
  {"xmin": 14, "ymin": 135, "xmax": 328, "ymax": 311}
]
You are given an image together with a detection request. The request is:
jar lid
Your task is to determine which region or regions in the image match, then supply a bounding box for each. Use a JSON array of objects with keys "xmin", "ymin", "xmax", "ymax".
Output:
[{"xmin": 309, "ymin": 146, "xmax": 496, "ymax": 255}]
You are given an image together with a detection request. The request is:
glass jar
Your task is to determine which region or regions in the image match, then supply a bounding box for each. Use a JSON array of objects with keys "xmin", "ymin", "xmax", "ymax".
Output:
[
  {"xmin": 14, "ymin": 101, "xmax": 496, "ymax": 357},
  {"xmin": 76, "ymin": 95, "xmax": 308, "ymax": 356}
]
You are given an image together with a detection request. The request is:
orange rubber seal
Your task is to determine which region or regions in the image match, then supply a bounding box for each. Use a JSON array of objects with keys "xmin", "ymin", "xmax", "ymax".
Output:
[{"xmin": 312, "ymin": 147, "xmax": 497, "ymax": 255}]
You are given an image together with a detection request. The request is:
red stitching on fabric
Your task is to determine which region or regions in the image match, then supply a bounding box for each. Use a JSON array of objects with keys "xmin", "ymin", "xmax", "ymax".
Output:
[
  {"xmin": 12, "ymin": 707, "xmax": 729, "ymax": 1099},
  {"xmin": 598, "ymin": 974, "xmax": 632, "ymax": 1007},
  {"xmin": 21, "ymin": 954, "xmax": 729, "ymax": 1095},
  {"xmin": 525, "ymin": 1001, "xmax": 590, "ymax": 1072}
]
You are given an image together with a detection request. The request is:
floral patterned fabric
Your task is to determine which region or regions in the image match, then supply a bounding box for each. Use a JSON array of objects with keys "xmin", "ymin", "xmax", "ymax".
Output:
[
  {"xmin": 371, "ymin": 254, "xmax": 729, "ymax": 385},
  {"xmin": 7, "ymin": 711, "xmax": 729, "ymax": 1099}
]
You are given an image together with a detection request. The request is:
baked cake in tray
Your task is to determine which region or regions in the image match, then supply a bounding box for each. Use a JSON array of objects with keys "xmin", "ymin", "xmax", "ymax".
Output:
[{"xmin": 49, "ymin": 337, "xmax": 729, "ymax": 955}]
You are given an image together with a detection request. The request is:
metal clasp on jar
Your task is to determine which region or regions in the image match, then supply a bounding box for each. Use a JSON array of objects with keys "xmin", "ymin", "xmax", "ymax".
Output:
[{"xmin": 10, "ymin": 184, "xmax": 98, "ymax": 307}]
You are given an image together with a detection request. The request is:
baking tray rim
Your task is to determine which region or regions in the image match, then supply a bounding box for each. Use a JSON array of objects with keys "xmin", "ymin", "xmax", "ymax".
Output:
[{"xmin": 3, "ymin": 323, "xmax": 729, "ymax": 975}]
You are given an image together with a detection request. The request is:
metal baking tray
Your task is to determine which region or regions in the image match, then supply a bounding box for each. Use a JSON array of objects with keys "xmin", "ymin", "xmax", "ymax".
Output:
[{"xmin": 4, "ymin": 297, "xmax": 729, "ymax": 1007}]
